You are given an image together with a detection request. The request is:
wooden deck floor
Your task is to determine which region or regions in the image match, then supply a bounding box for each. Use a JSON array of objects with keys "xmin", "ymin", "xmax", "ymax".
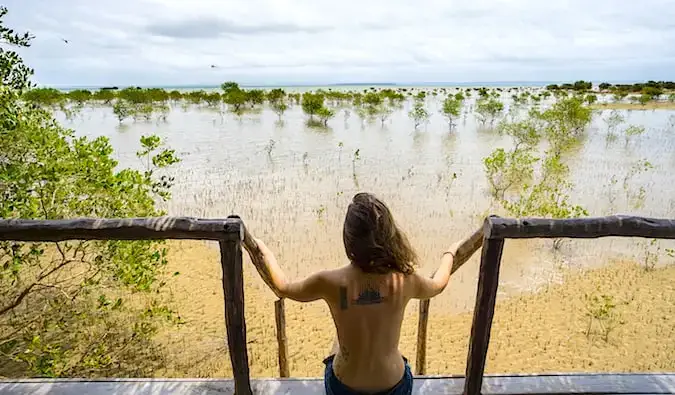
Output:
[{"xmin": 1, "ymin": 373, "xmax": 674, "ymax": 394}]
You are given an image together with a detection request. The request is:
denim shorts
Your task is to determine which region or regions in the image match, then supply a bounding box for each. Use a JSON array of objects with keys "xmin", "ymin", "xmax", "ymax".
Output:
[{"xmin": 323, "ymin": 354, "xmax": 413, "ymax": 395}]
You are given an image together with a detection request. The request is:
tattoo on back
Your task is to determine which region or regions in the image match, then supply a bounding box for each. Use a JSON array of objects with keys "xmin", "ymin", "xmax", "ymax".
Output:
[
  {"xmin": 339, "ymin": 286, "xmax": 348, "ymax": 310},
  {"xmin": 355, "ymin": 285, "xmax": 384, "ymax": 305},
  {"xmin": 339, "ymin": 280, "xmax": 385, "ymax": 310}
]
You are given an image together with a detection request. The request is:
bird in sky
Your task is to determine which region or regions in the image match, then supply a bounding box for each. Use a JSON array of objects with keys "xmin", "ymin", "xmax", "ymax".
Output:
[
  {"xmin": 210, "ymin": 64, "xmax": 217, "ymax": 68},
  {"xmin": 61, "ymin": 38, "xmax": 69, "ymax": 44}
]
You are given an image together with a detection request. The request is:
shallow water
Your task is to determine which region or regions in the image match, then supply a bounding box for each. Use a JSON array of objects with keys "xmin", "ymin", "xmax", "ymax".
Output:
[{"xmin": 57, "ymin": 88, "xmax": 675, "ymax": 313}]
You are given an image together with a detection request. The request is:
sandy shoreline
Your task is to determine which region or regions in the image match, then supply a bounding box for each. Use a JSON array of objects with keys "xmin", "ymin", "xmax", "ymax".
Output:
[{"xmin": 156, "ymin": 241, "xmax": 675, "ymax": 378}]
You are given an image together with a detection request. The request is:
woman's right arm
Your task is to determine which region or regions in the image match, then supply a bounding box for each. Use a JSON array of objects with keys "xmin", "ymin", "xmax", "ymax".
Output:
[{"xmin": 410, "ymin": 241, "xmax": 461, "ymax": 299}]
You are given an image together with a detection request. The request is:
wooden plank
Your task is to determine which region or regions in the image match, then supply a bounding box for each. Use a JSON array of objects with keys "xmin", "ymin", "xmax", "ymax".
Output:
[
  {"xmin": 487, "ymin": 215, "xmax": 675, "ymax": 240},
  {"xmin": 451, "ymin": 227, "xmax": 485, "ymax": 275},
  {"xmin": 0, "ymin": 217, "xmax": 242, "ymax": 241},
  {"xmin": 464, "ymin": 235, "xmax": 505, "ymax": 395},
  {"xmin": 1, "ymin": 374, "xmax": 673, "ymax": 394},
  {"xmin": 227, "ymin": 215, "xmax": 278, "ymax": 296},
  {"xmin": 274, "ymin": 299, "xmax": 289, "ymax": 378},
  {"xmin": 416, "ymin": 299, "xmax": 430, "ymax": 375},
  {"xmin": 219, "ymin": 238, "xmax": 252, "ymax": 395}
]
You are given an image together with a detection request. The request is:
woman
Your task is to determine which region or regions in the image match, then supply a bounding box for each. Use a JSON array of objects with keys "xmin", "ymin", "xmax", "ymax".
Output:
[{"xmin": 251, "ymin": 192, "xmax": 463, "ymax": 395}]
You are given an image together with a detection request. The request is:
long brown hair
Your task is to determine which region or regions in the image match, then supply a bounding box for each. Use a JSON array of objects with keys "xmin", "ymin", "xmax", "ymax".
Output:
[{"xmin": 343, "ymin": 192, "xmax": 418, "ymax": 274}]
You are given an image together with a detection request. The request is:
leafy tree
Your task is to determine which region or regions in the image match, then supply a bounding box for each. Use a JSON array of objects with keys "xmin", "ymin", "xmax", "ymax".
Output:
[
  {"xmin": 267, "ymin": 88, "xmax": 286, "ymax": 104},
  {"xmin": 112, "ymin": 100, "xmax": 132, "ymax": 123},
  {"xmin": 604, "ymin": 110, "xmax": 624, "ymax": 139},
  {"xmin": 475, "ymin": 97, "xmax": 504, "ymax": 127},
  {"xmin": 316, "ymin": 107, "xmax": 335, "ymax": 126},
  {"xmin": 67, "ymin": 89, "xmax": 92, "ymax": 106},
  {"xmin": 221, "ymin": 82, "xmax": 247, "ymax": 113},
  {"xmin": 0, "ymin": 7, "xmax": 182, "ymax": 377},
  {"xmin": 271, "ymin": 100, "xmax": 288, "ymax": 121},
  {"xmin": 92, "ymin": 89, "xmax": 115, "ymax": 104},
  {"xmin": 301, "ymin": 92, "xmax": 324, "ymax": 121},
  {"xmin": 642, "ymin": 86, "xmax": 663, "ymax": 100},
  {"xmin": 245, "ymin": 89, "xmax": 265, "ymax": 107},
  {"xmin": 532, "ymin": 96, "xmax": 592, "ymax": 155},
  {"xmin": 638, "ymin": 93, "xmax": 651, "ymax": 105},
  {"xmin": 624, "ymin": 125, "xmax": 645, "ymax": 145},
  {"xmin": 441, "ymin": 96, "xmax": 462, "ymax": 128},
  {"xmin": 168, "ymin": 90, "xmax": 183, "ymax": 102},
  {"xmin": 612, "ymin": 90, "xmax": 629, "ymax": 103},
  {"xmin": 408, "ymin": 100, "xmax": 429, "ymax": 129},
  {"xmin": 23, "ymin": 87, "xmax": 63, "ymax": 107}
]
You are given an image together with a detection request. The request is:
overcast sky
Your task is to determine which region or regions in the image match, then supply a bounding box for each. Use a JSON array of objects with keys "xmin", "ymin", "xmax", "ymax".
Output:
[{"xmin": 4, "ymin": 0, "xmax": 675, "ymax": 87}]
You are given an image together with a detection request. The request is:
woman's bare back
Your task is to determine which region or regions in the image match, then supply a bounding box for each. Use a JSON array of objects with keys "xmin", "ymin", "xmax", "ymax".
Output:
[{"xmin": 323, "ymin": 265, "xmax": 413, "ymax": 392}]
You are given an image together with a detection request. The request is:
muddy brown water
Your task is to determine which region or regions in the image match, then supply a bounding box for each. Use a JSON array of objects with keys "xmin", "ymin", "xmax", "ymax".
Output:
[{"xmin": 58, "ymin": 87, "xmax": 675, "ymax": 314}]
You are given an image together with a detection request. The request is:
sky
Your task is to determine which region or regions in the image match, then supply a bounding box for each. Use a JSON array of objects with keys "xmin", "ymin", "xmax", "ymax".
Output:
[{"xmin": 4, "ymin": 0, "xmax": 675, "ymax": 87}]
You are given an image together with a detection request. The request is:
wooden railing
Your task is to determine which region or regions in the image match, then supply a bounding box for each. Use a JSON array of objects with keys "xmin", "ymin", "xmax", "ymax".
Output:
[{"xmin": 1, "ymin": 215, "xmax": 674, "ymax": 395}]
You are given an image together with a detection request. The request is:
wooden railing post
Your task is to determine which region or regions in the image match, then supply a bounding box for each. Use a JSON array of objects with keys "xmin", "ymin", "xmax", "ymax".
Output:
[
  {"xmin": 463, "ymin": 234, "xmax": 504, "ymax": 395},
  {"xmin": 275, "ymin": 299, "xmax": 289, "ymax": 377},
  {"xmin": 220, "ymin": 227, "xmax": 252, "ymax": 395},
  {"xmin": 415, "ymin": 299, "xmax": 430, "ymax": 375}
]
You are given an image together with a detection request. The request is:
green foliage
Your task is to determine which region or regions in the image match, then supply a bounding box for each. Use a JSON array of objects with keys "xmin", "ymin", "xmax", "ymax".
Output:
[
  {"xmin": 441, "ymin": 96, "xmax": 462, "ymax": 127},
  {"xmin": 22, "ymin": 88, "xmax": 63, "ymax": 107},
  {"xmin": 112, "ymin": 100, "xmax": 132, "ymax": 123},
  {"xmin": 483, "ymin": 98, "xmax": 590, "ymax": 223},
  {"xmin": 408, "ymin": 100, "xmax": 429, "ymax": 129},
  {"xmin": 475, "ymin": 97, "xmax": 503, "ymax": 127},
  {"xmin": 584, "ymin": 94, "xmax": 597, "ymax": 105},
  {"xmin": 67, "ymin": 89, "xmax": 92, "ymax": 105},
  {"xmin": 267, "ymin": 88, "xmax": 286, "ymax": 103},
  {"xmin": 92, "ymin": 89, "xmax": 115, "ymax": 104},
  {"xmin": 638, "ymin": 93, "xmax": 651, "ymax": 105},
  {"xmin": 604, "ymin": 110, "xmax": 624, "ymax": 137},
  {"xmin": 220, "ymin": 82, "xmax": 247, "ymax": 113},
  {"xmin": 245, "ymin": 89, "xmax": 265, "ymax": 106},
  {"xmin": 271, "ymin": 100, "xmax": 288, "ymax": 120},
  {"xmin": 641, "ymin": 86, "xmax": 663, "ymax": 100},
  {"xmin": 624, "ymin": 125, "xmax": 645, "ymax": 145},
  {"xmin": 532, "ymin": 97, "xmax": 592, "ymax": 155},
  {"xmin": 584, "ymin": 292, "xmax": 621, "ymax": 342},
  {"xmin": 315, "ymin": 106, "xmax": 334, "ymax": 126},
  {"xmin": 301, "ymin": 92, "xmax": 324, "ymax": 120},
  {"xmin": 483, "ymin": 148, "xmax": 538, "ymax": 199},
  {"xmin": 0, "ymin": 8, "xmax": 182, "ymax": 377}
]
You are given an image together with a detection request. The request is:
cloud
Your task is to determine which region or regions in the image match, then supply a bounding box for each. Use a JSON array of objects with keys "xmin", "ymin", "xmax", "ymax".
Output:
[
  {"xmin": 146, "ymin": 16, "xmax": 330, "ymax": 39},
  {"xmin": 3, "ymin": 0, "xmax": 675, "ymax": 86}
]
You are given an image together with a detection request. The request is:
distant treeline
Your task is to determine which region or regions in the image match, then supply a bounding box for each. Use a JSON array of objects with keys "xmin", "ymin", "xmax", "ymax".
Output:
[{"xmin": 546, "ymin": 80, "xmax": 675, "ymax": 92}]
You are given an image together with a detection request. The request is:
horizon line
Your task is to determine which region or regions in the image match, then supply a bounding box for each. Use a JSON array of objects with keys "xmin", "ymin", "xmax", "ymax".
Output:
[{"xmin": 40, "ymin": 79, "xmax": 657, "ymax": 90}]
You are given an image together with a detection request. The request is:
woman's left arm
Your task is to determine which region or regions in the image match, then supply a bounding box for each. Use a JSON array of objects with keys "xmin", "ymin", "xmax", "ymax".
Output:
[{"xmin": 254, "ymin": 238, "xmax": 328, "ymax": 302}]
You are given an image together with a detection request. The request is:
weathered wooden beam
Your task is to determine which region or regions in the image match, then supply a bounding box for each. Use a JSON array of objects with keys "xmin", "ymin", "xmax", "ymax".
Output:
[
  {"xmin": 452, "ymin": 227, "xmax": 486, "ymax": 275},
  {"xmin": 0, "ymin": 217, "xmax": 242, "ymax": 242},
  {"xmin": 464, "ymin": 232, "xmax": 505, "ymax": 395},
  {"xmin": 416, "ymin": 226, "xmax": 484, "ymax": 376},
  {"xmin": 415, "ymin": 299, "xmax": 430, "ymax": 376},
  {"xmin": 488, "ymin": 215, "xmax": 675, "ymax": 240},
  {"xmin": 219, "ymin": 236, "xmax": 252, "ymax": 395},
  {"xmin": 274, "ymin": 299, "xmax": 289, "ymax": 378},
  {"xmin": 227, "ymin": 215, "xmax": 278, "ymax": 296}
]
